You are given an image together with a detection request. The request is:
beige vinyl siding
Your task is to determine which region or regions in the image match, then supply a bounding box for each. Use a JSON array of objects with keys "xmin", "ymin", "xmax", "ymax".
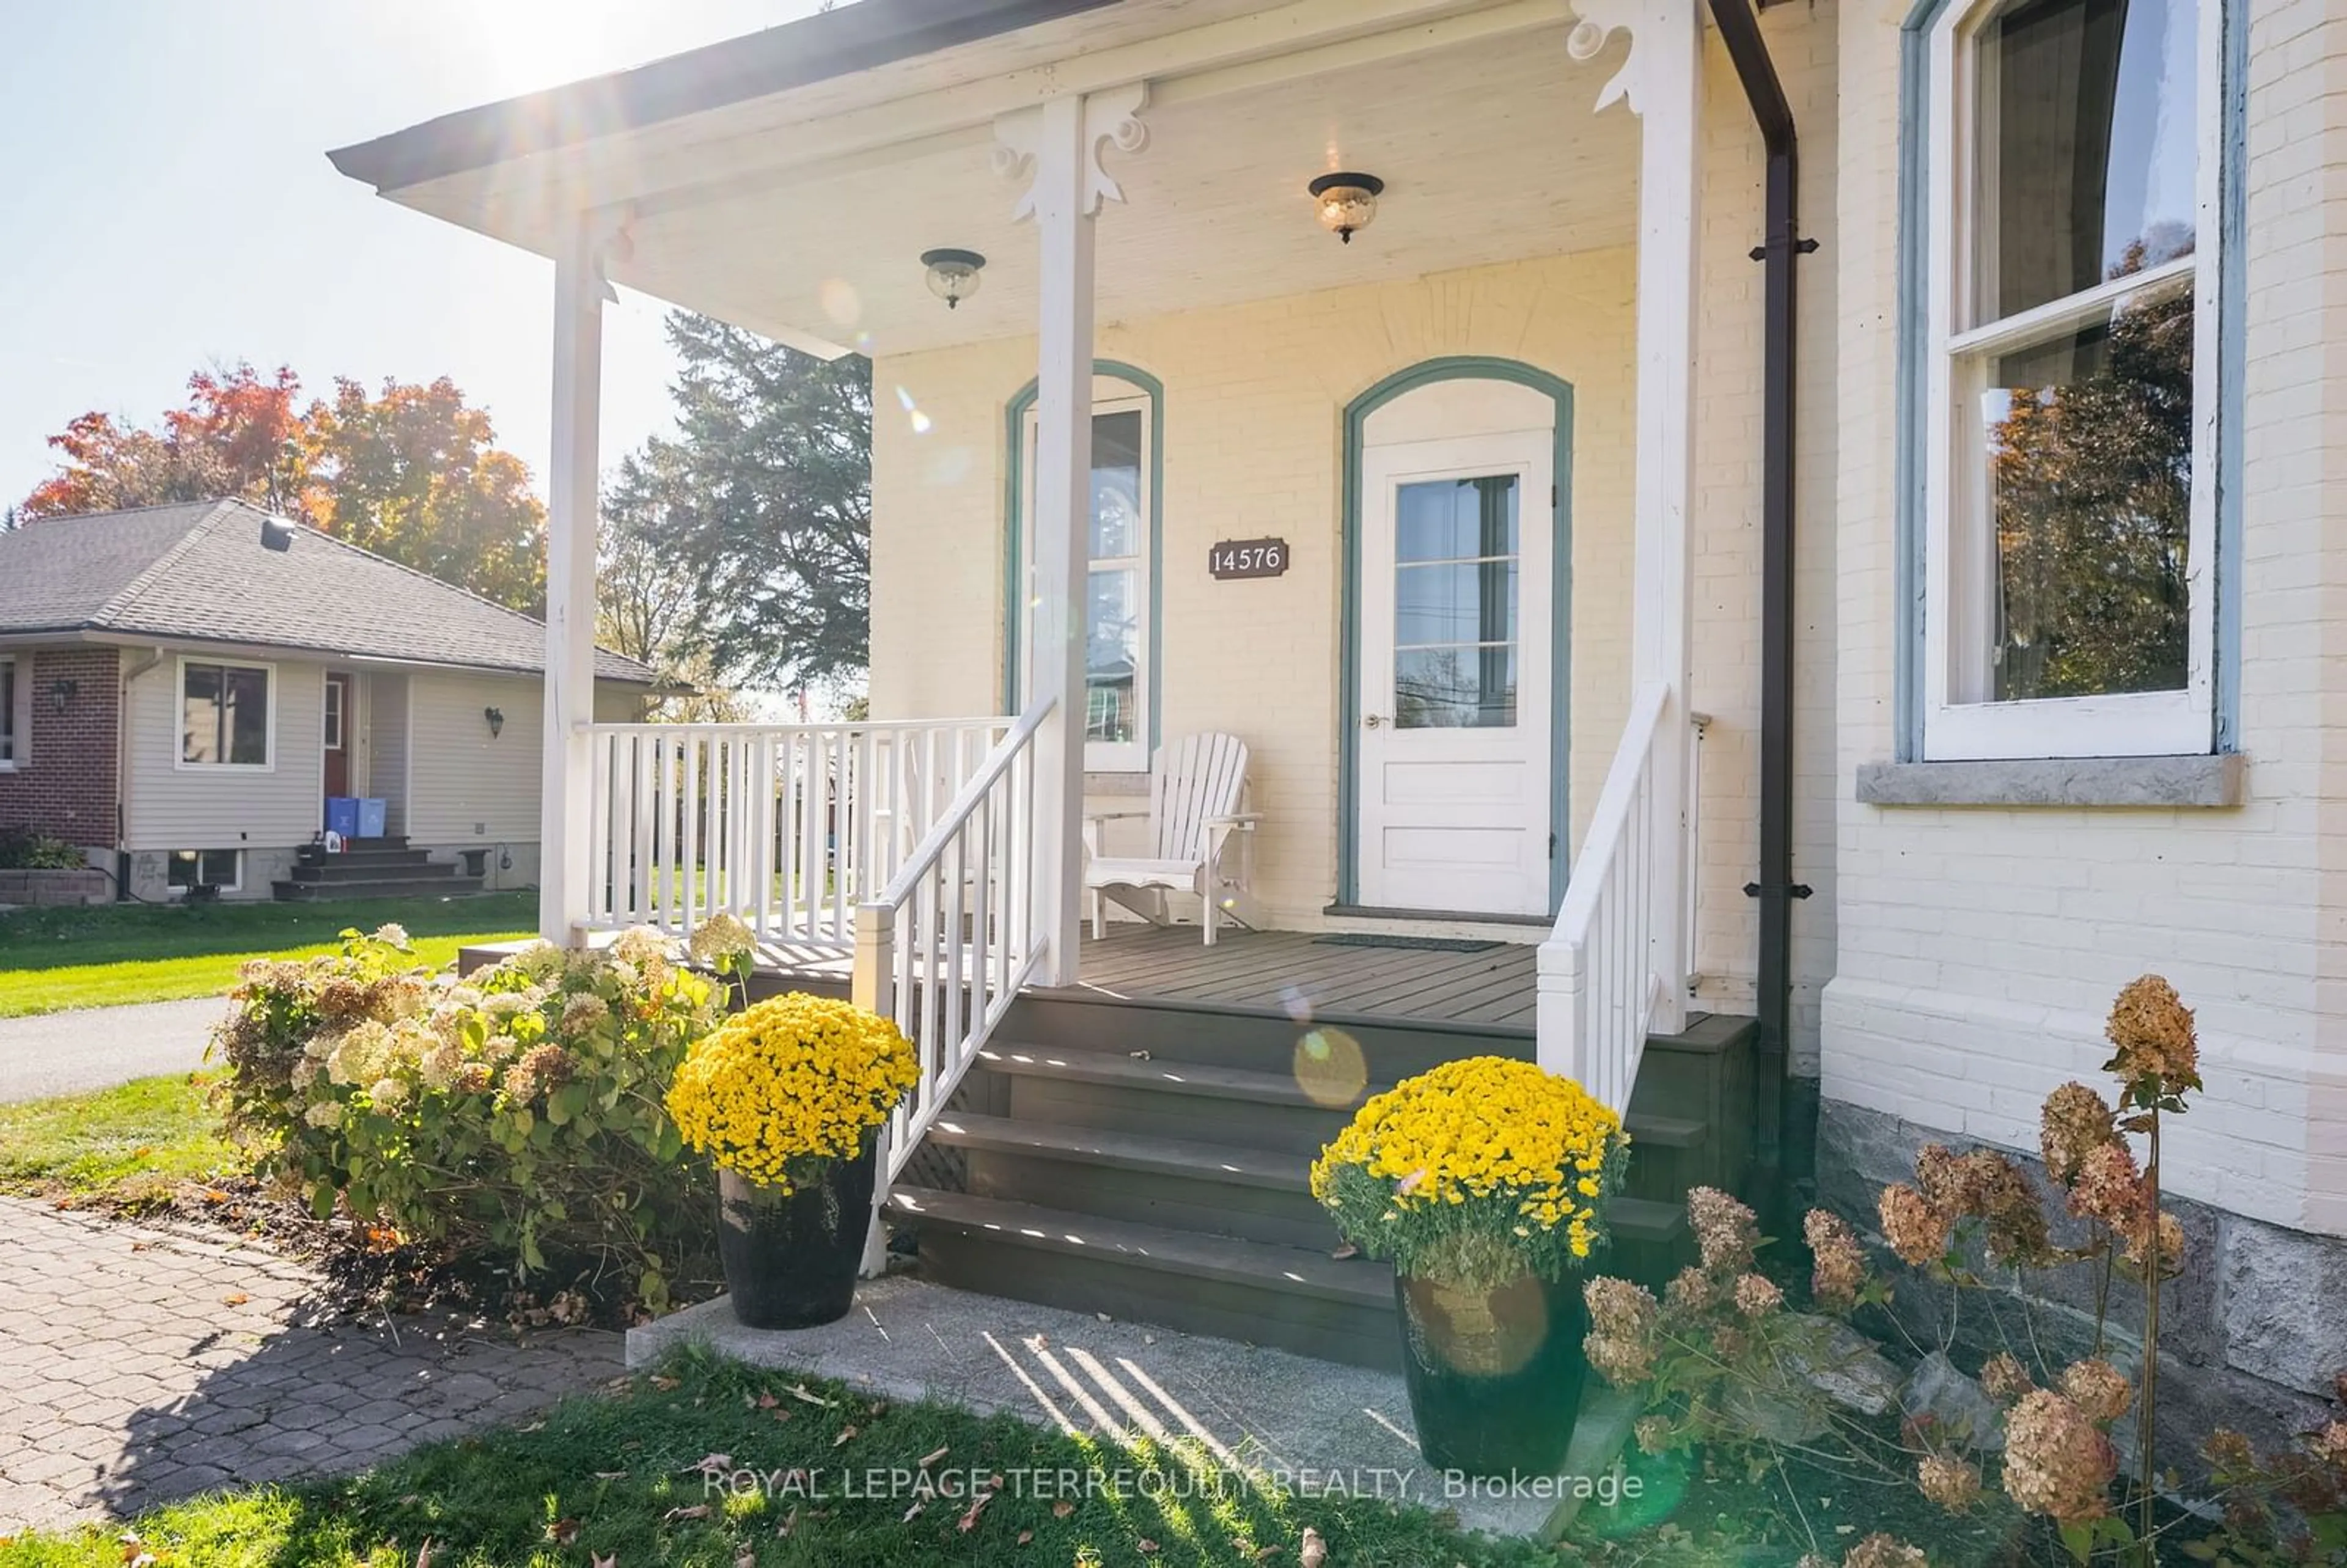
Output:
[
  {"xmin": 403, "ymin": 671, "xmax": 543, "ymax": 845},
  {"xmin": 122, "ymin": 654, "xmax": 326, "ymax": 852},
  {"xmin": 369, "ymin": 672, "xmax": 410, "ymax": 837}
]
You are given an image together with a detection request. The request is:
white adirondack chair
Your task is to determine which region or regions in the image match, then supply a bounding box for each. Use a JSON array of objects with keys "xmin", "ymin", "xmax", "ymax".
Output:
[{"xmin": 1083, "ymin": 732, "xmax": 1265, "ymax": 945}]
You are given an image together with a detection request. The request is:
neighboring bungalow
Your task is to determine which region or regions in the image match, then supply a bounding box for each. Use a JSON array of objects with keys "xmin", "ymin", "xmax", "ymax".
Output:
[
  {"xmin": 0, "ymin": 500, "xmax": 655, "ymax": 901},
  {"xmin": 331, "ymin": 0, "xmax": 2347, "ymax": 1436}
]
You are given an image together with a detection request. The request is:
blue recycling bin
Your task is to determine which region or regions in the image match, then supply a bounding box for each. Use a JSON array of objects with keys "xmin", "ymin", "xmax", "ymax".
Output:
[
  {"xmin": 325, "ymin": 797, "xmax": 359, "ymax": 840},
  {"xmin": 357, "ymin": 797, "xmax": 387, "ymax": 839}
]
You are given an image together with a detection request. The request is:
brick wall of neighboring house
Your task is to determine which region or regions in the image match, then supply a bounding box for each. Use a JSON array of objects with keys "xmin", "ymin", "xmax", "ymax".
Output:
[{"xmin": 0, "ymin": 647, "xmax": 121, "ymax": 850}]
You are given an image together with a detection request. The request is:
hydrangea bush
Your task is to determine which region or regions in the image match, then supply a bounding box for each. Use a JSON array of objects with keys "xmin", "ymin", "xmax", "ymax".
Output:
[{"xmin": 212, "ymin": 925, "xmax": 725, "ymax": 1312}]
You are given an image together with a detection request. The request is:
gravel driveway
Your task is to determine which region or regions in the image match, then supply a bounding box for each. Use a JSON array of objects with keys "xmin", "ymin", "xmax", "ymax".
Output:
[{"xmin": 0, "ymin": 997, "xmax": 224, "ymax": 1102}]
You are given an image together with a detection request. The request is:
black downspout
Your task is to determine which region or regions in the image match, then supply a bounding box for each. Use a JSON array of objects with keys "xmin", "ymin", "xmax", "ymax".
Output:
[{"xmin": 1705, "ymin": 0, "xmax": 1815, "ymax": 1195}]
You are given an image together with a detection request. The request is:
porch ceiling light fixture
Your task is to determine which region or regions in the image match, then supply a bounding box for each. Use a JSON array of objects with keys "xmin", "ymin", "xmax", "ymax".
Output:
[
  {"xmin": 920, "ymin": 247, "xmax": 986, "ymax": 309},
  {"xmin": 1309, "ymin": 172, "xmax": 1383, "ymax": 244}
]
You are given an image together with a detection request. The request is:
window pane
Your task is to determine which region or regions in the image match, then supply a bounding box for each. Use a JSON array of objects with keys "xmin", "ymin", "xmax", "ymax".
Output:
[
  {"xmin": 1396, "ymin": 647, "xmax": 1518, "ymax": 729},
  {"xmin": 224, "ymin": 668, "xmax": 269, "ymax": 765},
  {"xmin": 167, "ymin": 850, "xmax": 200, "ymax": 889},
  {"xmin": 1980, "ymin": 288, "xmax": 2192, "ymax": 700},
  {"xmin": 201, "ymin": 850, "xmax": 239, "ymax": 885},
  {"xmin": 0, "ymin": 662, "xmax": 13, "ymax": 760},
  {"xmin": 1977, "ymin": 0, "xmax": 2198, "ymax": 323},
  {"xmin": 1090, "ymin": 410, "xmax": 1144, "ymax": 560},
  {"xmin": 182, "ymin": 664, "xmax": 222, "ymax": 764},
  {"xmin": 1397, "ymin": 476, "xmax": 1518, "ymax": 563},
  {"xmin": 1085, "ymin": 568, "xmax": 1139, "ymax": 744},
  {"xmin": 1397, "ymin": 561, "xmax": 1519, "ymax": 648}
]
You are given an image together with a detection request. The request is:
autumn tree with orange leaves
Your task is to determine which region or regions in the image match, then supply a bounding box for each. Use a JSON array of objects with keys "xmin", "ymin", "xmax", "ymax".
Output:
[{"xmin": 20, "ymin": 364, "xmax": 546, "ymax": 612}]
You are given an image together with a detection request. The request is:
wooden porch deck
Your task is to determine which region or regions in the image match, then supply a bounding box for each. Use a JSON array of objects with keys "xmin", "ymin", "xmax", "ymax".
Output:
[{"xmin": 744, "ymin": 923, "xmax": 1539, "ymax": 1032}]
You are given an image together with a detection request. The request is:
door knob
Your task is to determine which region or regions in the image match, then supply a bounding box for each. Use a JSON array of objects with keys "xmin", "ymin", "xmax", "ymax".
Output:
[{"xmin": 1364, "ymin": 714, "xmax": 1387, "ymax": 729}]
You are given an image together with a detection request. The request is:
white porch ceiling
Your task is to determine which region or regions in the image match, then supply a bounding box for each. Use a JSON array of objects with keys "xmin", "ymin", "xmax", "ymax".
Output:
[
  {"xmin": 626, "ymin": 23, "xmax": 1639, "ymax": 357},
  {"xmin": 452, "ymin": 17, "xmax": 1643, "ymax": 361}
]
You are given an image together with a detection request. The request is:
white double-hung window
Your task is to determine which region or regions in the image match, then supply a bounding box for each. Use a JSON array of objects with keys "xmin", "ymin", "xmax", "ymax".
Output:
[{"xmin": 1923, "ymin": 0, "xmax": 2219, "ymax": 759}]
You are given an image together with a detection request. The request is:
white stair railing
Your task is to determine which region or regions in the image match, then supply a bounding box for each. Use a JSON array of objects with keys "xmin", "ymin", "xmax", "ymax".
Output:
[
  {"xmin": 581, "ymin": 718, "xmax": 1010, "ymax": 946},
  {"xmin": 1536, "ymin": 682, "xmax": 1684, "ymax": 1114},
  {"xmin": 852, "ymin": 699, "xmax": 1055, "ymax": 1265}
]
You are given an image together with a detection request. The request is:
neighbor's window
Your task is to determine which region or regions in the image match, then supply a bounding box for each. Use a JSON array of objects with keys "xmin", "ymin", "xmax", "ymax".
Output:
[
  {"xmin": 180, "ymin": 659, "xmax": 272, "ymax": 768},
  {"xmin": 1015, "ymin": 392, "xmax": 1153, "ymax": 772},
  {"xmin": 0, "ymin": 657, "xmax": 16, "ymax": 768},
  {"xmin": 1922, "ymin": 0, "xmax": 2218, "ymax": 759},
  {"xmin": 167, "ymin": 849, "xmax": 241, "ymax": 892}
]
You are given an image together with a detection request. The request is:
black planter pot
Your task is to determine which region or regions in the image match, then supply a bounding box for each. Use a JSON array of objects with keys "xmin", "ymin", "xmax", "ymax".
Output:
[
  {"xmin": 1394, "ymin": 1267, "xmax": 1591, "ymax": 1477},
  {"xmin": 716, "ymin": 1140, "xmax": 878, "ymax": 1330}
]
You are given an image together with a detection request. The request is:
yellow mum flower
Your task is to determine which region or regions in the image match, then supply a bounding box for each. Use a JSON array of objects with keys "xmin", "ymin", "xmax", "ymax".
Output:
[{"xmin": 666, "ymin": 993, "xmax": 918, "ymax": 1192}]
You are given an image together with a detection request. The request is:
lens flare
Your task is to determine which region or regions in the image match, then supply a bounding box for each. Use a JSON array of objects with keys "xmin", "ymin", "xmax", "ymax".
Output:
[
  {"xmin": 1292, "ymin": 1027, "xmax": 1367, "ymax": 1108},
  {"xmin": 895, "ymin": 386, "xmax": 933, "ymax": 434},
  {"xmin": 818, "ymin": 277, "xmax": 862, "ymax": 326}
]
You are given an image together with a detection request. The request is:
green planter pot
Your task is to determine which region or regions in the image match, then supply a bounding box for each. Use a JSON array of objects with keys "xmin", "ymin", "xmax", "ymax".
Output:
[
  {"xmin": 716, "ymin": 1140, "xmax": 878, "ymax": 1330},
  {"xmin": 1394, "ymin": 1268, "xmax": 1590, "ymax": 1477}
]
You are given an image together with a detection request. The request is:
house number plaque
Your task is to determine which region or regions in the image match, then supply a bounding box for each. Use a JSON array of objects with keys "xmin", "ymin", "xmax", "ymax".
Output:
[{"xmin": 1208, "ymin": 538, "xmax": 1290, "ymax": 579}]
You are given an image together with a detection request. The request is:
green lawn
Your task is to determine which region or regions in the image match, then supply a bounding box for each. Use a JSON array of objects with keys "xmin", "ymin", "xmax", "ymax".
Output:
[
  {"xmin": 0, "ymin": 892, "xmax": 537, "ymax": 1017},
  {"xmin": 0, "ymin": 1350, "xmax": 1562, "ymax": 1567},
  {"xmin": 0, "ymin": 1072, "xmax": 241, "ymax": 1207}
]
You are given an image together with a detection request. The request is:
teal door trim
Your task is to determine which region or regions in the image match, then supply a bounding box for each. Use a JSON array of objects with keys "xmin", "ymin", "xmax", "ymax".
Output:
[
  {"xmin": 1002, "ymin": 361, "xmax": 1165, "ymax": 763},
  {"xmin": 1339, "ymin": 356, "xmax": 1576, "ymax": 914}
]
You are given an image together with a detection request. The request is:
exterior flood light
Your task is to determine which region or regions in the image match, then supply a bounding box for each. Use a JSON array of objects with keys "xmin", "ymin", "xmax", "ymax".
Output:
[
  {"xmin": 920, "ymin": 248, "xmax": 986, "ymax": 309},
  {"xmin": 1309, "ymin": 172, "xmax": 1384, "ymax": 243}
]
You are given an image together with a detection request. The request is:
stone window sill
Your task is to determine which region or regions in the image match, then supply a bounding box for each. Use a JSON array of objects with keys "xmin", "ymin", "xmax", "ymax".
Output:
[{"xmin": 1855, "ymin": 754, "xmax": 2246, "ymax": 808}]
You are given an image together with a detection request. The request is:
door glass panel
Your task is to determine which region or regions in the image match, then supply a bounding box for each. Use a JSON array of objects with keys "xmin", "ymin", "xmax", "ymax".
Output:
[
  {"xmin": 1395, "ymin": 647, "xmax": 1518, "ymax": 728},
  {"xmin": 1391, "ymin": 474, "xmax": 1519, "ymax": 729},
  {"xmin": 1086, "ymin": 567, "xmax": 1139, "ymax": 743},
  {"xmin": 1397, "ymin": 474, "xmax": 1519, "ymax": 562}
]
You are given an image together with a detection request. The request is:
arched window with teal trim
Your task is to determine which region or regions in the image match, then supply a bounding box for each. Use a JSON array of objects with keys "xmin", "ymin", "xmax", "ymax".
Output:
[{"xmin": 1002, "ymin": 362, "xmax": 1164, "ymax": 773}]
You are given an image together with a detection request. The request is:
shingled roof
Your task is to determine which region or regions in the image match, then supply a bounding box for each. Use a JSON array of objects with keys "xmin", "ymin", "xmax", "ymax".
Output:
[{"xmin": 0, "ymin": 500, "xmax": 656, "ymax": 684}]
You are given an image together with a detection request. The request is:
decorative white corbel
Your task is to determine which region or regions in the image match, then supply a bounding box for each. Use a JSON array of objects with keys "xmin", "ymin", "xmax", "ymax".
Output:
[
  {"xmin": 992, "ymin": 82, "xmax": 1150, "ymax": 222},
  {"xmin": 1563, "ymin": 0, "xmax": 1662, "ymax": 114}
]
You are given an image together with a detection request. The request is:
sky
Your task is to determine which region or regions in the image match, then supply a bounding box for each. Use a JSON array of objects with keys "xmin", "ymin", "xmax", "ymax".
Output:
[{"xmin": 0, "ymin": 1, "xmax": 826, "ymax": 512}]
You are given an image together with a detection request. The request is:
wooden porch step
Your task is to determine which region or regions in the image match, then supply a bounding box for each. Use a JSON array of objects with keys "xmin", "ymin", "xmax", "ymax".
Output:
[
  {"xmin": 926, "ymin": 1112, "xmax": 1306, "ymax": 1191},
  {"xmin": 891, "ymin": 1184, "xmax": 1687, "ymax": 1371}
]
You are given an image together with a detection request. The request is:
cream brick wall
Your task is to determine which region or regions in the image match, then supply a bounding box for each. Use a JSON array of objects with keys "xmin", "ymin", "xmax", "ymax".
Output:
[
  {"xmin": 872, "ymin": 251, "xmax": 1640, "ymax": 930},
  {"xmin": 1821, "ymin": 0, "xmax": 2347, "ymax": 1236}
]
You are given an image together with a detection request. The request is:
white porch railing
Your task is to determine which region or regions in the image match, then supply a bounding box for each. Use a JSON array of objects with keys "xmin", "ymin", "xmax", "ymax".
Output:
[
  {"xmin": 581, "ymin": 718, "xmax": 1011, "ymax": 945},
  {"xmin": 1536, "ymin": 682, "xmax": 1692, "ymax": 1115},
  {"xmin": 853, "ymin": 700, "xmax": 1055, "ymax": 1266}
]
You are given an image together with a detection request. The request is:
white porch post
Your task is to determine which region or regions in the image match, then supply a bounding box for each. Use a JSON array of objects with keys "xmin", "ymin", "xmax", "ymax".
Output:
[
  {"xmin": 1571, "ymin": 0, "xmax": 1703, "ymax": 1035},
  {"xmin": 539, "ymin": 216, "xmax": 604, "ymax": 945},
  {"xmin": 998, "ymin": 85, "xmax": 1145, "ymax": 989}
]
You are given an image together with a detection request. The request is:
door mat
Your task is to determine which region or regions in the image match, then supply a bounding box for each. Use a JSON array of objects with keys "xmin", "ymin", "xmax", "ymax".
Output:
[{"xmin": 1312, "ymin": 933, "xmax": 1502, "ymax": 954}]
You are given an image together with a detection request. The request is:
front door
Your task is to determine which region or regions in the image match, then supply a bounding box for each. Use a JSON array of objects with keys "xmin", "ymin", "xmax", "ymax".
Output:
[
  {"xmin": 323, "ymin": 673, "xmax": 350, "ymax": 799},
  {"xmin": 1356, "ymin": 431, "xmax": 1554, "ymax": 917}
]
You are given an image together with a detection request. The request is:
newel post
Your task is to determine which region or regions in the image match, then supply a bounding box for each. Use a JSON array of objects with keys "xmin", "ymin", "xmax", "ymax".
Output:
[
  {"xmin": 539, "ymin": 211, "xmax": 611, "ymax": 946},
  {"xmin": 854, "ymin": 899, "xmax": 896, "ymax": 1277}
]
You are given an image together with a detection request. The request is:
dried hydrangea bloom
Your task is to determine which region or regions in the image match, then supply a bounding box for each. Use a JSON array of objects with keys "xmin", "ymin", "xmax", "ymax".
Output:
[
  {"xmin": 2122, "ymin": 1210, "xmax": 2185, "ymax": 1276},
  {"xmin": 1915, "ymin": 1143, "xmax": 1967, "ymax": 1212},
  {"xmin": 2040, "ymin": 1082, "xmax": 2119, "ymax": 1187},
  {"xmin": 608, "ymin": 926, "xmax": 670, "ymax": 967},
  {"xmin": 2059, "ymin": 1358, "xmax": 2134, "ymax": 1425},
  {"xmin": 1581, "ymin": 1277, "xmax": 1659, "ymax": 1386},
  {"xmin": 2068, "ymin": 1142, "xmax": 2151, "ymax": 1236},
  {"xmin": 559, "ymin": 993, "xmax": 611, "ymax": 1035},
  {"xmin": 1665, "ymin": 1264, "xmax": 1721, "ymax": 1313},
  {"xmin": 2106, "ymin": 974, "xmax": 2200, "ymax": 1090},
  {"xmin": 2002, "ymin": 1390, "xmax": 2118, "ymax": 1523},
  {"xmin": 688, "ymin": 911, "xmax": 758, "ymax": 968},
  {"xmin": 2203, "ymin": 1427, "xmax": 2257, "ymax": 1475},
  {"xmin": 1980, "ymin": 1352, "xmax": 2036, "ymax": 1403},
  {"xmin": 502, "ymin": 1042, "xmax": 576, "ymax": 1103},
  {"xmin": 2310, "ymin": 1420, "xmax": 2347, "ymax": 1468},
  {"xmin": 454, "ymin": 1062, "xmax": 493, "ymax": 1094},
  {"xmin": 1634, "ymin": 1414, "xmax": 1674, "ymax": 1456},
  {"xmin": 1733, "ymin": 1272, "xmax": 1783, "ymax": 1319},
  {"xmin": 1842, "ymin": 1534, "xmax": 1928, "ymax": 1568},
  {"xmin": 1804, "ymin": 1209, "xmax": 1869, "ymax": 1311},
  {"xmin": 1918, "ymin": 1453, "xmax": 1983, "ymax": 1511},
  {"xmin": 1879, "ymin": 1182, "xmax": 1952, "ymax": 1267},
  {"xmin": 1962, "ymin": 1150, "xmax": 2054, "ymax": 1268},
  {"xmin": 1688, "ymin": 1186, "xmax": 1761, "ymax": 1273}
]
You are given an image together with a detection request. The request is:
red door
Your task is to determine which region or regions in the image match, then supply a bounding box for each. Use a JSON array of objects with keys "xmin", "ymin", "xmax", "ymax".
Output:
[{"xmin": 323, "ymin": 675, "xmax": 350, "ymax": 798}]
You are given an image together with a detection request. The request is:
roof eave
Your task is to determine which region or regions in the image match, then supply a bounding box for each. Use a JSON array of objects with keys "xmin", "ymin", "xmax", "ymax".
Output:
[{"xmin": 326, "ymin": 0, "xmax": 1123, "ymax": 193}]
